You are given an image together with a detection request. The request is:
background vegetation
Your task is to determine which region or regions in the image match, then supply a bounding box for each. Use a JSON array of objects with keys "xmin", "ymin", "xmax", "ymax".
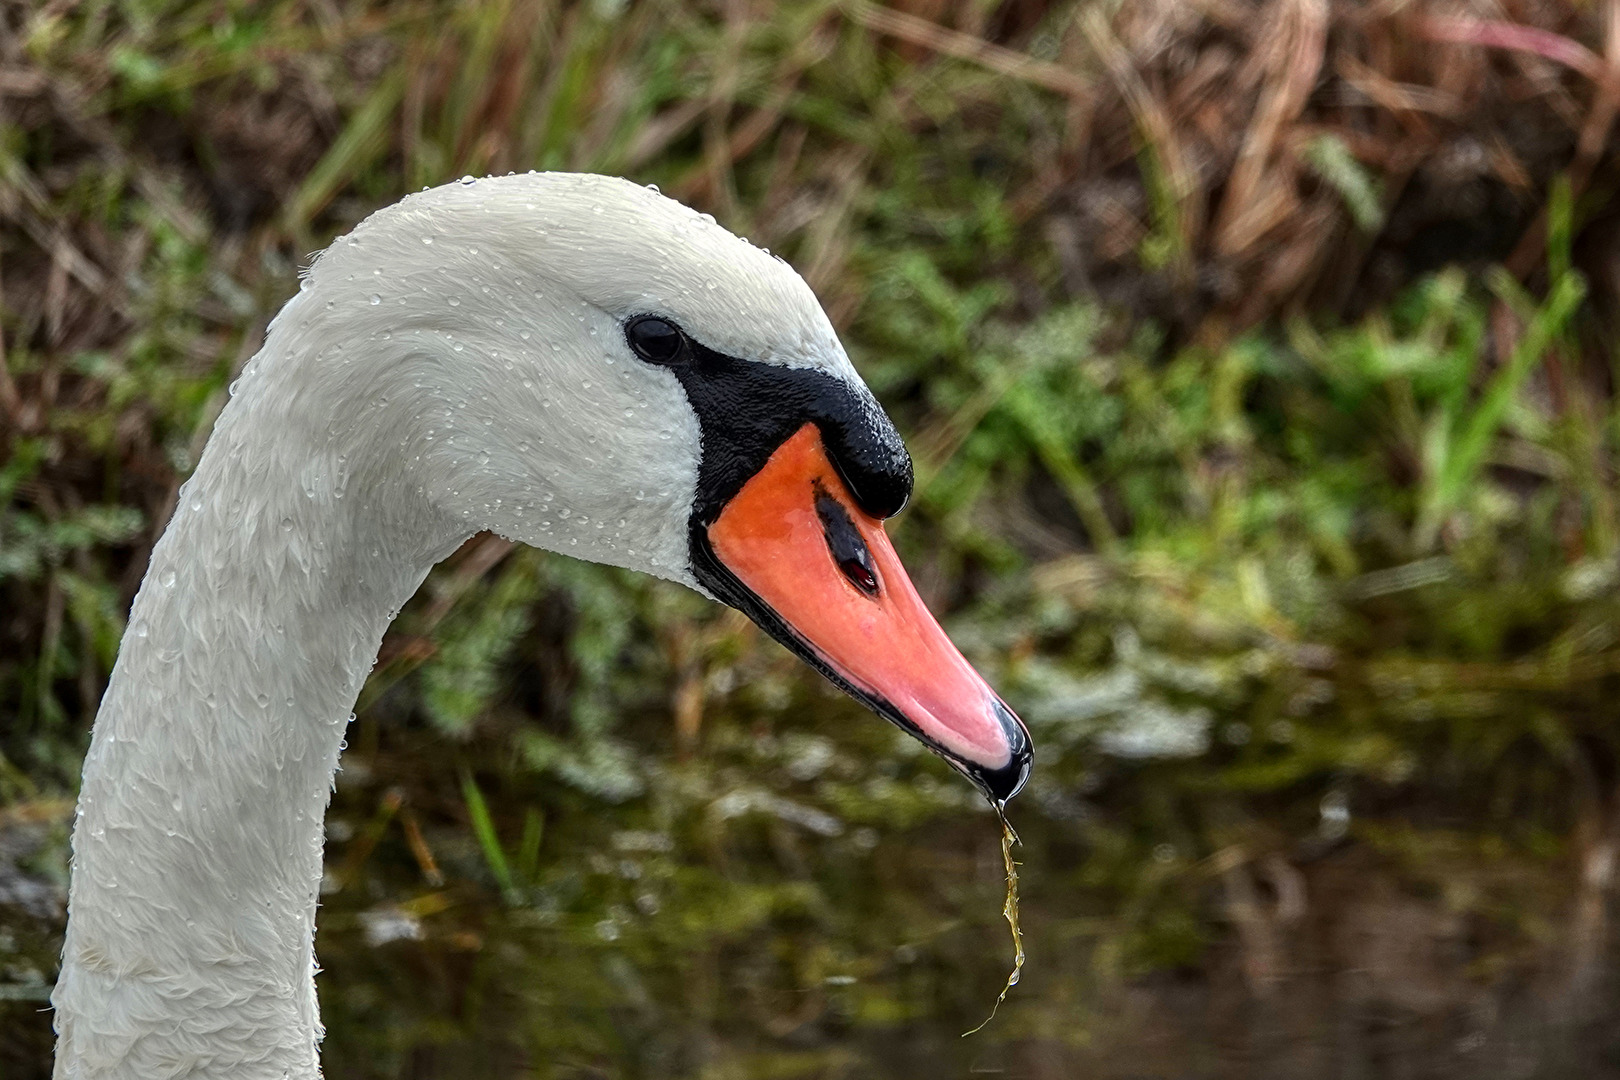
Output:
[{"xmin": 5, "ymin": 0, "xmax": 1620, "ymax": 1076}]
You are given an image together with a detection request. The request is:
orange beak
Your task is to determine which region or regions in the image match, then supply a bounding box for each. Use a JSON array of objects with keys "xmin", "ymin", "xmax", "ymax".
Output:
[{"xmin": 700, "ymin": 424, "xmax": 1031, "ymax": 802}]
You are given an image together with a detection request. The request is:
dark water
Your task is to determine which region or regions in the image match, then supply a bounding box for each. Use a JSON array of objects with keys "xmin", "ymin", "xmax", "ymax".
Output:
[{"xmin": 6, "ymin": 719, "xmax": 1617, "ymax": 1080}]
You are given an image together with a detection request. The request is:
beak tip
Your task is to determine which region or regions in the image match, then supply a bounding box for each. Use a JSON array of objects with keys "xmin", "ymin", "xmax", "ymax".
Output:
[{"xmin": 967, "ymin": 698, "xmax": 1033, "ymax": 804}]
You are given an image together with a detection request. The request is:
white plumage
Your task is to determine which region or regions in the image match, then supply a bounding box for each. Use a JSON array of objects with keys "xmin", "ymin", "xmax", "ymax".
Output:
[{"xmin": 53, "ymin": 173, "xmax": 872, "ymax": 1079}]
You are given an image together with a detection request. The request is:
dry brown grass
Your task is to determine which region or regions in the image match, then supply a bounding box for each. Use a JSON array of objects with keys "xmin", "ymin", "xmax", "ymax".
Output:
[{"xmin": 2, "ymin": 1, "xmax": 1617, "ymax": 362}]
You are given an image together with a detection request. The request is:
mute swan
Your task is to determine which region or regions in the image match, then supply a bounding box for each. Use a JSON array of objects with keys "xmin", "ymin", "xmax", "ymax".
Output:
[{"xmin": 52, "ymin": 172, "xmax": 1032, "ymax": 1079}]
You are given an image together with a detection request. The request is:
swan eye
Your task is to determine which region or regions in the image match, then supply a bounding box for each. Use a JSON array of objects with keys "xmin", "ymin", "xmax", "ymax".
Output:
[{"xmin": 626, "ymin": 316, "xmax": 687, "ymax": 365}]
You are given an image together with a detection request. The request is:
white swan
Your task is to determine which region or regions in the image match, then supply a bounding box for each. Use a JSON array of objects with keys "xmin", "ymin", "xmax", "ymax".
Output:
[{"xmin": 52, "ymin": 172, "xmax": 1031, "ymax": 1079}]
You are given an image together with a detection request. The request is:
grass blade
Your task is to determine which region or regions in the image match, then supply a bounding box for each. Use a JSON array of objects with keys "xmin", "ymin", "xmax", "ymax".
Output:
[{"xmin": 461, "ymin": 768, "xmax": 517, "ymax": 900}]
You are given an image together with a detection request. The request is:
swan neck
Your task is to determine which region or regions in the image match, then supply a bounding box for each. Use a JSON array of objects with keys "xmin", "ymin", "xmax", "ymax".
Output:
[{"xmin": 52, "ymin": 377, "xmax": 459, "ymax": 1079}]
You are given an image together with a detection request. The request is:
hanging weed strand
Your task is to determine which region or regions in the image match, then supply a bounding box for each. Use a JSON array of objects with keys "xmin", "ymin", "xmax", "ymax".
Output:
[{"xmin": 963, "ymin": 802, "xmax": 1024, "ymax": 1036}]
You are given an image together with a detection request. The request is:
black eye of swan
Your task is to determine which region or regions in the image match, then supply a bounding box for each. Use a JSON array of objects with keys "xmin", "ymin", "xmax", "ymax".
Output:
[{"xmin": 626, "ymin": 316, "xmax": 687, "ymax": 365}]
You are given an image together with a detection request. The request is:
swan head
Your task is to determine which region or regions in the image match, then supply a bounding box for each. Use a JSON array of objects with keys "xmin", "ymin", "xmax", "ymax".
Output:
[{"xmin": 300, "ymin": 172, "xmax": 1030, "ymax": 802}]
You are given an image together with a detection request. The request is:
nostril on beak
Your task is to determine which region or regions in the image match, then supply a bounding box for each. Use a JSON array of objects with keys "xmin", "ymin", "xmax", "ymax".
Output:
[
  {"xmin": 838, "ymin": 556, "xmax": 878, "ymax": 595},
  {"xmin": 814, "ymin": 485, "xmax": 880, "ymax": 598}
]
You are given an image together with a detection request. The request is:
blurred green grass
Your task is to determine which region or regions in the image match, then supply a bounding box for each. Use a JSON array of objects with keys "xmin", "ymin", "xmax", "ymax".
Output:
[{"xmin": 5, "ymin": 1, "xmax": 1620, "ymax": 1076}]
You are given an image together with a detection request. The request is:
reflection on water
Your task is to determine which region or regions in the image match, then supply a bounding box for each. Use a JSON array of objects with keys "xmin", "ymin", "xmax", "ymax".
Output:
[
  {"xmin": 308, "ymin": 681, "xmax": 1620, "ymax": 1079},
  {"xmin": 2, "ymin": 697, "xmax": 1617, "ymax": 1079},
  {"xmin": 4, "ymin": 563, "xmax": 1619, "ymax": 1079},
  {"xmin": 299, "ymin": 770, "xmax": 1617, "ymax": 1080}
]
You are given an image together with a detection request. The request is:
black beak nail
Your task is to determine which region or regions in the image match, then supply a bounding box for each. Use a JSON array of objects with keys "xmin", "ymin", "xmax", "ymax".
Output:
[{"xmin": 964, "ymin": 698, "xmax": 1032, "ymax": 804}]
